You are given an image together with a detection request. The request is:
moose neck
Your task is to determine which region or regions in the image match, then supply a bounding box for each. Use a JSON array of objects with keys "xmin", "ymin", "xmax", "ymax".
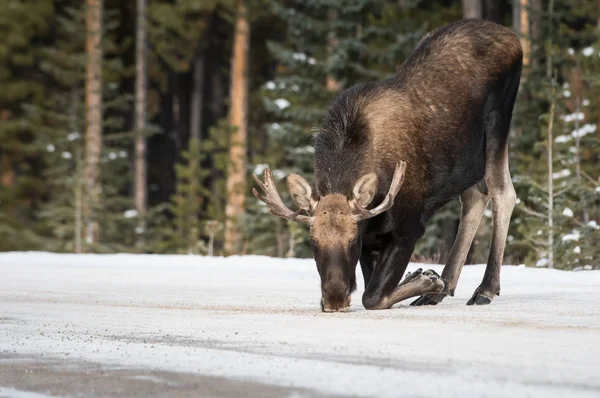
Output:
[{"xmin": 313, "ymin": 81, "xmax": 417, "ymax": 200}]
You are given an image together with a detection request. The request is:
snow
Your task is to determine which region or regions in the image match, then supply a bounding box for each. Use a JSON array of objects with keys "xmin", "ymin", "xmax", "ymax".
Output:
[
  {"xmin": 588, "ymin": 220, "xmax": 599, "ymax": 230},
  {"xmin": 535, "ymin": 257, "xmax": 549, "ymax": 267},
  {"xmin": 265, "ymin": 81, "xmax": 276, "ymax": 90},
  {"xmin": 108, "ymin": 151, "xmax": 118, "ymax": 160},
  {"xmin": 572, "ymin": 123, "xmax": 596, "ymax": 138},
  {"xmin": 562, "ymin": 207, "xmax": 573, "ymax": 217},
  {"xmin": 292, "ymin": 52, "xmax": 307, "ymax": 61},
  {"xmin": 0, "ymin": 388, "xmax": 56, "ymax": 398},
  {"xmin": 272, "ymin": 169, "xmax": 286, "ymax": 180},
  {"xmin": 46, "ymin": 144, "xmax": 55, "ymax": 153},
  {"xmin": 563, "ymin": 89, "xmax": 571, "ymax": 98},
  {"xmin": 552, "ymin": 169, "xmax": 571, "ymax": 179},
  {"xmin": 582, "ymin": 99, "xmax": 590, "ymax": 106},
  {"xmin": 253, "ymin": 163, "xmax": 269, "ymax": 175},
  {"xmin": 596, "ymin": 187, "xmax": 600, "ymax": 194},
  {"xmin": 582, "ymin": 46, "xmax": 594, "ymax": 57},
  {"xmin": 555, "ymin": 135, "xmax": 571, "ymax": 143},
  {"xmin": 61, "ymin": 152, "xmax": 72, "ymax": 159},
  {"xmin": 291, "ymin": 145, "xmax": 315, "ymax": 154},
  {"xmin": 562, "ymin": 232, "xmax": 581, "ymax": 242},
  {"xmin": 67, "ymin": 131, "xmax": 80, "ymax": 141},
  {"xmin": 274, "ymin": 98, "xmax": 291, "ymax": 110},
  {"xmin": 1, "ymin": 253, "xmax": 600, "ymax": 398},
  {"xmin": 574, "ymin": 246, "xmax": 581, "ymax": 254},
  {"xmin": 568, "ymin": 48, "xmax": 575, "ymax": 56},
  {"xmin": 123, "ymin": 209, "xmax": 138, "ymax": 218},
  {"xmin": 562, "ymin": 112, "xmax": 584, "ymax": 122}
]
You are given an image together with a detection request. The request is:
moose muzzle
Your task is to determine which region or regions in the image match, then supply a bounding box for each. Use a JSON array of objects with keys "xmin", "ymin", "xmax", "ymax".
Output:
[{"xmin": 321, "ymin": 270, "xmax": 352, "ymax": 312}]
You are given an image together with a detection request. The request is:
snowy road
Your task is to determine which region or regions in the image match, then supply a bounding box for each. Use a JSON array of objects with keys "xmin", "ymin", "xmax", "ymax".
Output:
[{"xmin": 1, "ymin": 253, "xmax": 599, "ymax": 398}]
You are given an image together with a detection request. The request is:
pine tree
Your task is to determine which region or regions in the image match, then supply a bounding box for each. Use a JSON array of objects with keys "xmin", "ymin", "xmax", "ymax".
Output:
[
  {"xmin": 25, "ymin": 1, "xmax": 136, "ymax": 252},
  {"xmin": 511, "ymin": 0, "xmax": 600, "ymax": 269},
  {"xmin": 0, "ymin": 0, "xmax": 54, "ymax": 250}
]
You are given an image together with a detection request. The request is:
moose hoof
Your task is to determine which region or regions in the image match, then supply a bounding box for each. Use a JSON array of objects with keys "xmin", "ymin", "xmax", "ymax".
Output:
[
  {"xmin": 466, "ymin": 294, "xmax": 492, "ymax": 305},
  {"xmin": 466, "ymin": 285, "xmax": 500, "ymax": 306},
  {"xmin": 410, "ymin": 292, "xmax": 446, "ymax": 306}
]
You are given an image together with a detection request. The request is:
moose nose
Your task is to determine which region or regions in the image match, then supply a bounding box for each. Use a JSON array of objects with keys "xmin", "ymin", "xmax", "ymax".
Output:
[{"xmin": 321, "ymin": 287, "xmax": 352, "ymax": 312}]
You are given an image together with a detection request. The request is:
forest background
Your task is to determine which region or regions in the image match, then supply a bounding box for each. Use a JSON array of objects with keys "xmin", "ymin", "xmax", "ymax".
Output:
[{"xmin": 0, "ymin": 0, "xmax": 598, "ymax": 270}]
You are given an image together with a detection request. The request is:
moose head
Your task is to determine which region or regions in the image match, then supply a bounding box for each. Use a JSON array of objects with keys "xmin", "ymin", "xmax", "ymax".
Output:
[{"xmin": 253, "ymin": 162, "xmax": 406, "ymax": 312}]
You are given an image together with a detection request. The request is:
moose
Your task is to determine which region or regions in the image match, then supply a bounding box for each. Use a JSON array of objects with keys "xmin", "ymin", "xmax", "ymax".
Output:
[{"xmin": 253, "ymin": 19, "xmax": 523, "ymax": 312}]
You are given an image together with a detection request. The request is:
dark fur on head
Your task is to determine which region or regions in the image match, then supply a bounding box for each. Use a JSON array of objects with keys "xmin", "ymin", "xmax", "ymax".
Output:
[{"xmin": 314, "ymin": 84, "xmax": 377, "ymax": 197}]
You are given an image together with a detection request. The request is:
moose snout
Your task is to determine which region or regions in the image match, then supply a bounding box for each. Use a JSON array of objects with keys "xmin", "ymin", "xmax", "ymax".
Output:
[{"xmin": 321, "ymin": 283, "xmax": 352, "ymax": 313}]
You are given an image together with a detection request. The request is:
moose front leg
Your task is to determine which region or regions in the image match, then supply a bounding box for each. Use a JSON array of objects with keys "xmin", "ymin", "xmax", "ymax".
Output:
[{"xmin": 362, "ymin": 237, "xmax": 443, "ymax": 310}]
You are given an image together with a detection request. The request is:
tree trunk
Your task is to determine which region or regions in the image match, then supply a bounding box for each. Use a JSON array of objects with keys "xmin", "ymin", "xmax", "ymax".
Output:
[
  {"xmin": 326, "ymin": 10, "xmax": 342, "ymax": 92},
  {"xmin": 223, "ymin": 0, "xmax": 250, "ymax": 256},
  {"xmin": 135, "ymin": 0, "xmax": 147, "ymax": 251},
  {"xmin": 71, "ymin": 88, "xmax": 83, "ymax": 254},
  {"xmin": 84, "ymin": 0, "xmax": 103, "ymax": 247},
  {"xmin": 0, "ymin": 156, "xmax": 14, "ymax": 187},
  {"xmin": 547, "ymin": 84, "xmax": 556, "ymax": 269},
  {"xmin": 514, "ymin": 0, "xmax": 530, "ymax": 68},
  {"xmin": 482, "ymin": 0, "xmax": 501, "ymax": 22},
  {"xmin": 190, "ymin": 51, "xmax": 205, "ymax": 142},
  {"xmin": 545, "ymin": 0, "xmax": 555, "ymax": 78},
  {"xmin": 462, "ymin": 0, "xmax": 482, "ymax": 19}
]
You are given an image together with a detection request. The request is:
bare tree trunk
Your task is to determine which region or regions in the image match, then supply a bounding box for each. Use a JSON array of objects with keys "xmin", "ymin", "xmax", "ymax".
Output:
[
  {"xmin": 547, "ymin": 84, "xmax": 556, "ymax": 269},
  {"xmin": 224, "ymin": 0, "xmax": 250, "ymax": 256},
  {"xmin": 514, "ymin": 0, "xmax": 530, "ymax": 68},
  {"xmin": 482, "ymin": 0, "xmax": 501, "ymax": 22},
  {"xmin": 0, "ymin": 156, "xmax": 14, "ymax": 187},
  {"xmin": 326, "ymin": 10, "xmax": 342, "ymax": 92},
  {"xmin": 190, "ymin": 51, "xmax": 205, "ymax": 141},
  {"xmin": 71, "ymin": 89, "xmax": 83, "ymax": 254},
  {"xmin": 545, "ymin": 0, "xmax": 555, "ymax": 79},
  {"xmin": 188, "ymin": 45, "xmax": 205, "ymax": 248},
  {"xmin": 286, "ymin": 223, "xmax": 296, "ymax": 258},
  {"xmin": 74, "ymin": 156, "xmax": 83, "ymax": 254},
  {"xmin": 135, "ymin": 0, "xmax": 147, "ymax": 251},
  {"xmin": 84, "ymin": 0, "xmax": 103, "ymax": 247},
  {"xmin": 462, "ymin": 0, "xmax": 482, "ymax": 19}
]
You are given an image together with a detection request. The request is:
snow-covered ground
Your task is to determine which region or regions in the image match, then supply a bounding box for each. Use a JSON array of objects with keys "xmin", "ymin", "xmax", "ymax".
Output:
[{"xmin": 1, "ymin": 252, "xmax": 599, "ymax": 398}]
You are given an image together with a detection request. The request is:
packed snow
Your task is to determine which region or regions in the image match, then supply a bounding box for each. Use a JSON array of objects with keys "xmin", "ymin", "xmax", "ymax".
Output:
[{"xmin": 1, "ymin": 253, "xmax": 600, "ymax": 398}]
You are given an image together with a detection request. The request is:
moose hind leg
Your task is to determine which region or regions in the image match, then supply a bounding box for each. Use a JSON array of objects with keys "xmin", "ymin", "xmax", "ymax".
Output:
[
  {"xmin": 467, "ymin": 108, "xmax": 516, "ymax": 305},
  {"xmin": 412, "ymin": 182, "xmax": 489, "ymax": 306}
]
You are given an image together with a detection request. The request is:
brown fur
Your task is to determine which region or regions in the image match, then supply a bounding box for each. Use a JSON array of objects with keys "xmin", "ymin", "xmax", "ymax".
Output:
[{"xmin": 310, "ymin": 194, "xmax": 358, "ymax": 250}]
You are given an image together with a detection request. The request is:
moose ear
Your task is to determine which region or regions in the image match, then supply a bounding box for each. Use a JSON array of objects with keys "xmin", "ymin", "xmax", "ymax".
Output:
[
  {"xmin": 287, "ymin": 174, "xmax": 317, "ymax": 212},
  {"xmin": 352, "ymin": 173, "xmax": 378, "ymax": 208}
]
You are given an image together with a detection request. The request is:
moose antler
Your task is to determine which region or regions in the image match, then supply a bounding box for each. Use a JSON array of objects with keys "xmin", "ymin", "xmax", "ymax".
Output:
[
  {"xmin": 252, "ymin": 169, "xmax": 314, "ymax": 224},
  {"xmin": 351, "ymin": 161, "xmax": 407, "ymax": 222}
]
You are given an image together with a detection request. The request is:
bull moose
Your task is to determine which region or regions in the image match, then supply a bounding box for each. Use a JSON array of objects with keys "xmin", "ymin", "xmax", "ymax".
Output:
[{"xmin": 253, "ymin": 19, "xmax": 522, "ymax": 312}]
